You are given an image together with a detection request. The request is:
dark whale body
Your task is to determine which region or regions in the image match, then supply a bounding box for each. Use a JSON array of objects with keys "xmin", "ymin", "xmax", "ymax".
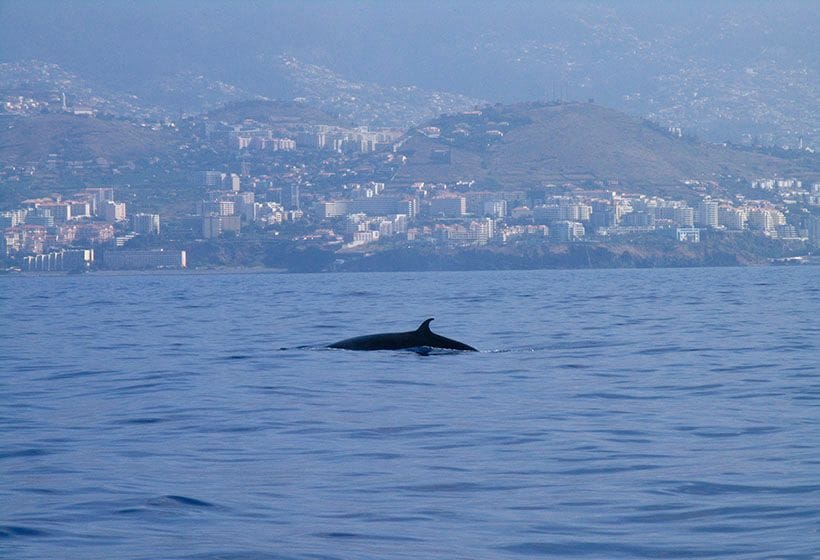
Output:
[{"xmin": 328, "ymin": 318, "xmax": 477, "ymax": 352}]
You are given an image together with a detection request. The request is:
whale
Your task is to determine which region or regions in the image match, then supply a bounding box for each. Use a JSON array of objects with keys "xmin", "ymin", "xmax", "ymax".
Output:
[{"xmin": 328, "ymin": 318, "xmax": 477, "ymax": 352}]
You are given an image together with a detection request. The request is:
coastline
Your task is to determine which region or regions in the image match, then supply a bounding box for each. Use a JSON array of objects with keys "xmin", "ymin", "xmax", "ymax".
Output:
[
  {"xmin": 3, "ymin": 267, "xmax": 289, "ymax": 277},
  {"xmin": 3, "ymin": 258, "xmax": 818, "ymax": 277}
]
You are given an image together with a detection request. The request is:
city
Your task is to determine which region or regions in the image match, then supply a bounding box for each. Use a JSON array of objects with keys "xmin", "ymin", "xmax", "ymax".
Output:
[
  {"xmin": 2, "ymin": 99, "xmax": 819, "ymax": 272},
  {"xmin": 2, "ymin": 23, "xmax": 818, "ymax": 275}
]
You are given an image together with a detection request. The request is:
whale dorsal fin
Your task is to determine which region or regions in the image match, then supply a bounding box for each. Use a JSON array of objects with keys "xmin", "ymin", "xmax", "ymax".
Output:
[{"xmin": 417, "ymin": 318, "xmax": 434, "ymax": 333}]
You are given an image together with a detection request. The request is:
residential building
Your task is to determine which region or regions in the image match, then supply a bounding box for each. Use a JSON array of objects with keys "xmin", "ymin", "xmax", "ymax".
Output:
[
  {"xmin": 673, "ymin": 207, "xmax": 695, "ymax": 227},
  {"xmin": 747, "ymin": 209, "xmax": 775, "ymax": 233},
  {"xmin": 37, "ymin": 202, "xmax": 71, "ymax": 223},
  {"xmin": 483, "ymin": 200, "xmax": 507, "ymax": 218},
  {"xmin": 228, "ymin": 173, "xmax": 241, "ymax": 192},
  {"xmin": 323, "ymin": 201, "xmax": 349, "ymax": 218},
  {"xmin": 85, "ymin": 187, "xmax": 115, "ymax": 215},
  {"xmin": 202, "ymin": 215, "xmax": 240, "ymax": 238},
  {"xmin": 552, "ymin": 221, "xmax": 585, "ymax": 242},
  {"xmin": 132, "ymin": 213, "xmax": 160, "ymax": 235},
  {"xmin": 696, "ymin": 200, "xmax": 719, "ymax": 228},
  {"xmin": 204, "ymin": 170, "xmax": 226, "ymax": 188},
  {"xmin": 103, "ymin": 201, "xmax": 127, "ymax": 222},
  {"xmin": 284, "ymin": 184, "xmax": 300, "ymax": 211},
  {"xmin": 69, "ymin": 201, "xmax": 91, "ymax": 219},
  {"xmin": 533, "ymin": 204, "xmax": 561, "ymax": 224},
  {"xmin": 430, "ymin": 196, "xmax": 466, "ymax": 217},
  {"xmin": 718, "ymin": 207, "xmax": 746, "ymax": 230},
  {"xmin": 0, "ymin": 210, "xmax": 27, "ymax": 228}
]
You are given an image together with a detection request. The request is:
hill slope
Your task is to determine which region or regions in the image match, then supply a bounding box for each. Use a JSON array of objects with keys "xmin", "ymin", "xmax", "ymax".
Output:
[
  {"xmin": 393, "ymin": 102, "xmax": 817, "ymax": 193},
  {"xmin": 206, "ymin": 99, "xmax": 344, "ymax": 127},
  {"xmin": 0, "ymin": 100, "xmax": 339, "ymax": 166},
  {"xmin": 0, "ymin": 114, "xmax": 177, "ymax": 164}
]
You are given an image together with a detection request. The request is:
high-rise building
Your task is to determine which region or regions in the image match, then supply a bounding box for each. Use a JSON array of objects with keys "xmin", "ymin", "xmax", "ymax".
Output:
[
  {"xmin": 396, "ymin": 198, "xmax": 418, "ymax": 219},
  {"xmin": 533, "ymin": 204, "xmax": 561, "ymax": 224},
  {"xmin": 574, "ymin": 204, "xmax": 592, "ymax": 222},
  {"xmin": 203, "ymin": 170, "xmax": 226, "ymax": 188},
  {"xmin": 718, "ymin": 207, "xmax": 746, "ymax": 230},
  {"xmin": 228, "ymin": 173, "xmax": 241, "ymax": 192},
  {"xmin": 323, "ymin": 201, "xmax": 350, "ymax": 218},
  {"xmin": 430, "ymin": 197, "xmax": 466, "ymax": 217},
  {"xmin": 296, "ymin": 132, "xmax": 326, "ymax": 150},
  {"xmin": 696, "ymin": 200, "xmax": 719, "ymax": 228},
  {"xmin": 25, "ymin": 210, "xmax": 55, "ymax": 227},
  {"xmin": 806, "ymin": 215, "xmax": 820, "ymax": 245},
  {"xmin": 474, "ymin": 218, "xmax": 495, "ymax": 242},
  {"xmin": 227, "ymin": 191, "xmax": 256, "ymax": 221},
  {"xmin": 378, "ymin": 220, "xmax": 394, "ymax": 237},
  {"xmin": 132, "ymin": 213, "xmax": 160, "ymax": 235},
  {"xmin": 673, "ymin": 207, "xmax": 695, "ymax": 227},
  {"xmin": 590, "ymin": 207, "xmax": 615, "ymax": 228},
  {"xmin": 466, "ymin": 192, "xmax": 505, "ymax": 215},
  {"xmin": 775, "ymin": 224, "xmax": 799, "ymax": 239},
  {"xmin": 201, "ymin": 215, "xmax": 240, "ymax": 238},
  {"xmin": 551, "ymin": 221, "xmax": 585, "ymax": 242},
  {"xmin": 483, "ymin": 200, "xmax": 507, "ymax": 218},
  {"xmin": 354, "ymin": 197, "xmax": 413, "ymax": 217},
  {"xmin": 218, "ymin": 200, "xmax": 236, "ymax": 217},
  {"xmin": 104, "ymin": 201, "xmax": 127, "ymax": 222},
  {"xmin": 69, "ymin": 201, "xmax": 91, "ymax": 219},
  {"xmin": 202, "ymin": 215, "xmax": 222, "ymax": 239},
  {"xmin": 0, "ymin": 210, "xmax": 27, "ymax": 228},
  {"xmin": 36, "ymin": 202, "xmax": 71, "ymax": 223},
  {"xmin": 393, "ymin": 214, "xmax": 408, "ymax": 234},
  {"xmin": 285, "ymin": 184, "xmax": 301, "ymax": 211},
  {"xmin": 620, "ymin": 211, "xmax": 654, "ymax": 227},
  {"xmin": 747, "ymin": 209, "xmax": 775, "ymax": 232},
  {"xmin": 85, "ymin": 188, "xmax": 114, "ymax": 215}
]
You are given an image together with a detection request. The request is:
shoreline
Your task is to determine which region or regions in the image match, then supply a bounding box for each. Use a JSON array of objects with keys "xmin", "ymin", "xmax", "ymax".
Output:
[
  {"xmin": 3, "ymin": 267, "xmax": 289, "ymax": 277},
  {"xmin": 3, "ymin": 259, "xmax": 818, "ymax": 277}
]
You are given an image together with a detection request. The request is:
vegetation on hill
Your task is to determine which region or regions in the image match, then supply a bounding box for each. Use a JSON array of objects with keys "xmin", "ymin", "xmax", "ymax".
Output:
[
  {"xmin": 0, "ymin": 113, "xmax": 178, "ymax": 164},
  {"xmin": 394, "ymin": 102, "xmax": 819, "ymax": 194}
]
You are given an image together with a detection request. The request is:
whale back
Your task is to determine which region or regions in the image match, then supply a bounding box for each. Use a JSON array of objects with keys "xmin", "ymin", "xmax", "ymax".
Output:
[{"xmin": 328, "ymin": 318, "xmax": 477, "ymax": 352}]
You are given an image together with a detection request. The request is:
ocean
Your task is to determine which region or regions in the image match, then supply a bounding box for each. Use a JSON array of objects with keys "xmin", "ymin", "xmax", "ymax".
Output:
[{"xmin": 1, "ymin": 267, "xmax": 818, "ymax": 559}]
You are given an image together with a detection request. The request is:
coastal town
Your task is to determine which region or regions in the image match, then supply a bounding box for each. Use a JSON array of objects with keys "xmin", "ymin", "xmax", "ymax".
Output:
[{"xmin": 2, "ymin": 95, "xmax": 819, "ymax": 272}]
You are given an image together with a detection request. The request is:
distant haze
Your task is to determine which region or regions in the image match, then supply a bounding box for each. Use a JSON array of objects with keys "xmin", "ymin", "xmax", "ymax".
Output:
[
  {"xmin": 0, "ymin": 1, "xmax": 813, "ymax": 97},
  {"xmin": 1, "ymin": 1, "xmax": 817, "ymax": 142}
]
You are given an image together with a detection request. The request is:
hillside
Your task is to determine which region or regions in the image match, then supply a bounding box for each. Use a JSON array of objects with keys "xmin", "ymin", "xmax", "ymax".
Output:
[
  {"xmin": 259, "ymin": 56, "xmax": 481, "ymax": 128},
  {"xmin": 206, "ymin": 99, "xmax": 345, "ymax": 127},
  {"xmin": 0, "ymin": 100, "xmax": 341, "ymax": 166},
  {"xmin": 0, "ymin": 114, "xmax": 178, "ymax": 165},
  {"xmin": 393, "ymin": 102, "xmax": 818, "ymax": 194}
]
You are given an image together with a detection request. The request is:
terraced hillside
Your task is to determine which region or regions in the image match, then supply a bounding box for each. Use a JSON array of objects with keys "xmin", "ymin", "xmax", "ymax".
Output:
[{"xmin": 393, "ymin": 102, "xmax": 817, "ymax": 195}]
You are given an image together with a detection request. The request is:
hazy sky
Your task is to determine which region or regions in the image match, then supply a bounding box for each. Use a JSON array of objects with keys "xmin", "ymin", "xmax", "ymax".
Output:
[{"xmin": 1, "ymin": 0, "xmax": 816, "ymax": 103}]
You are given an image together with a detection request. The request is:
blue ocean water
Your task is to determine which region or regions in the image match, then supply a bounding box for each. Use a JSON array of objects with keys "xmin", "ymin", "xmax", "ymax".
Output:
[{"xmin": 1, "ymin": 267, "xmax": 818, "ymax": 559}]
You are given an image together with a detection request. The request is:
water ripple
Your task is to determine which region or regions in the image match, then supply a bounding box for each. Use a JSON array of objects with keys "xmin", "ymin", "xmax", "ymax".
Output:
[{"xmin": 1, "ymin": 267, "xmax": 818, "ymax": 559}]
